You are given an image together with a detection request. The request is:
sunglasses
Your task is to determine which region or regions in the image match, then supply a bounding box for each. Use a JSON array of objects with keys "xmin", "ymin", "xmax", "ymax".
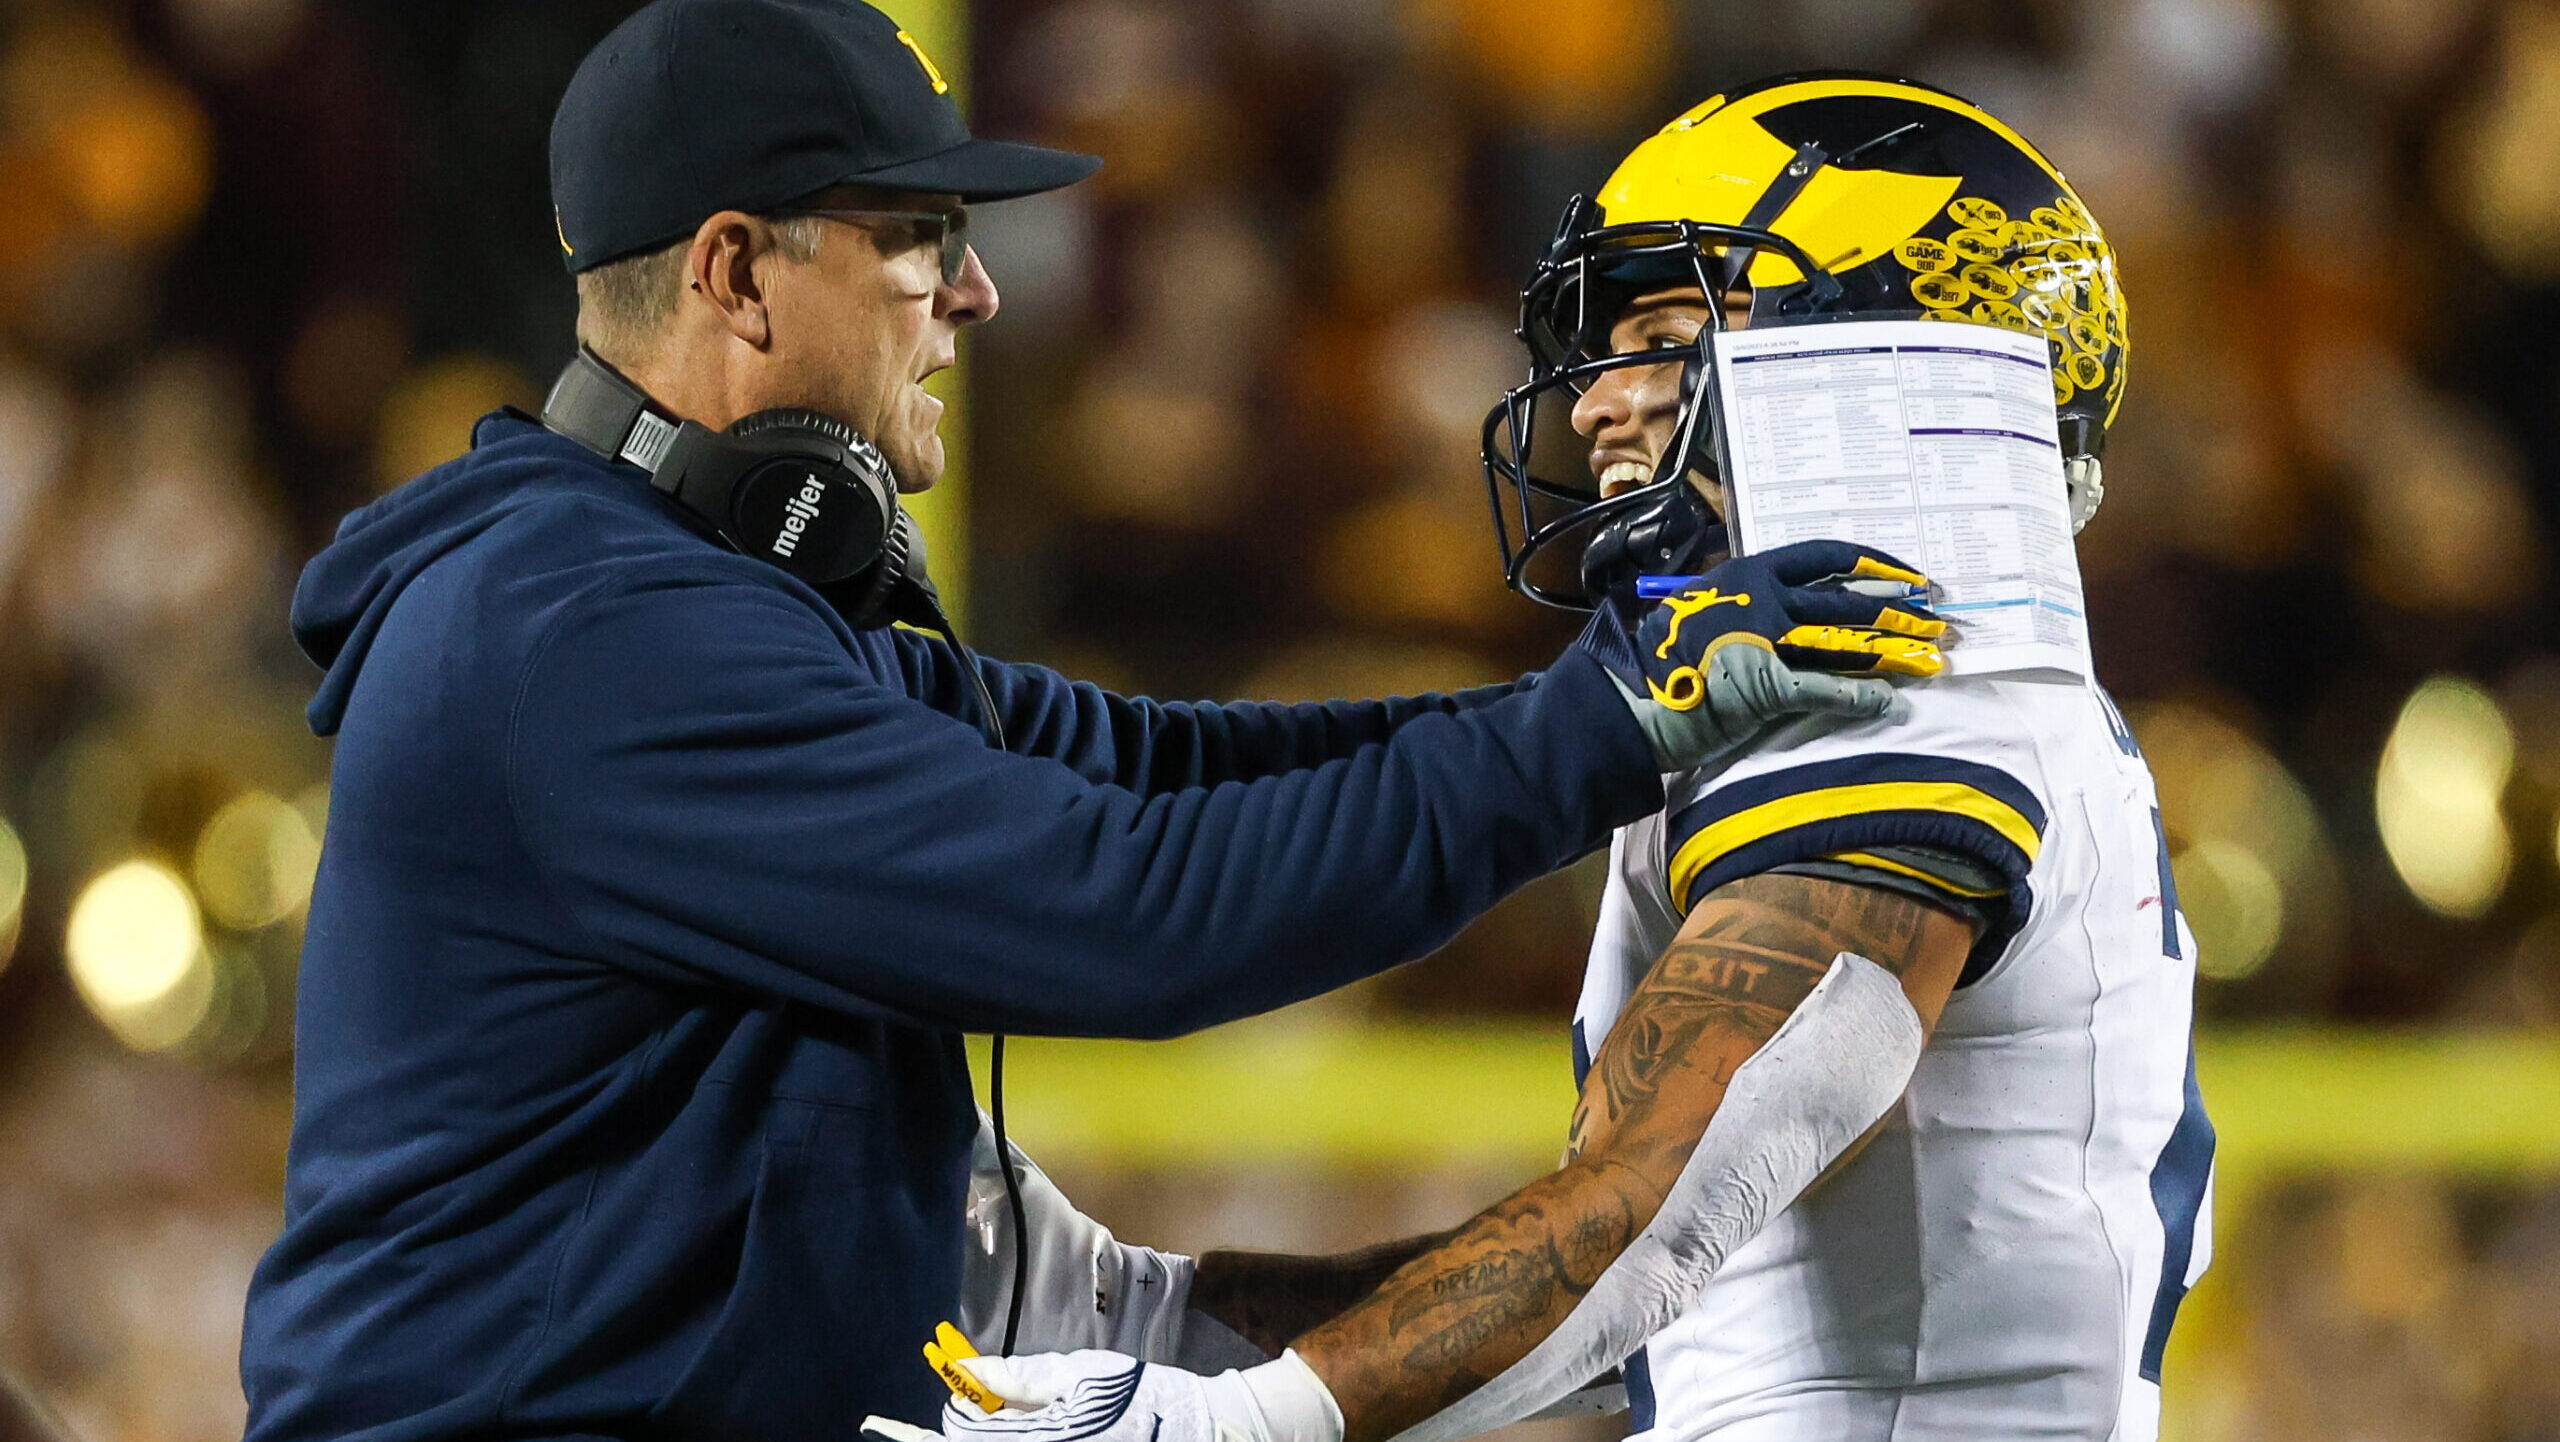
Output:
[{"xmin": 782, "ymin": 206, "xmax": 972, "ymax": 285}]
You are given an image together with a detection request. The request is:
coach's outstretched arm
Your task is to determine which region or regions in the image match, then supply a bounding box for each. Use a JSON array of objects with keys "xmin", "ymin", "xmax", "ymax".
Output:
[
  {"xmin": 511, "ymin": 542, "xmax": 1935, "ymax": 1041},
  {"xmin": 895, "ymin": 634, "xmax": 1522, "ymax": 795},
  {"xmin": 920, "ymin": 873, "xmax": 1973, "ymax": 1442},
  {"xmin": 887, "ymin": 542, "xmax": 1939, "ymax": 800},
  {"xmin": 510, "ymin": 573, "xmax": 1655, "ymax": 1041}
]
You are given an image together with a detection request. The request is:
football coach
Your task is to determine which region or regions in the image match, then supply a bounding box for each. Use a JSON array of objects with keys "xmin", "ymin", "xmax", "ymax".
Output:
[{"xmin": 237, "ymin": 1, "xmax": 1942, "ymax": 1438}]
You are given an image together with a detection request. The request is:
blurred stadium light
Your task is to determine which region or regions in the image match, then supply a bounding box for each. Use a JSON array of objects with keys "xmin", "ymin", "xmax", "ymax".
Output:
[
  {"xmin": 2377, "ymin": 676, "xmax": 2517, "ymax": 920},
  {"xmin": 191, "ymin": 792, "xmax": 319, "ymax": 933},
  {"xmin": 0, "ymin": 819, "xmax": 24, "ymax": 978},
  {"xmin": 63, "ymin": 859, "xmax": 214, "ymax": 1053},
  {"xmin": 2134, "ymin": 702, "xmax": 2344, "ymax": 993}
]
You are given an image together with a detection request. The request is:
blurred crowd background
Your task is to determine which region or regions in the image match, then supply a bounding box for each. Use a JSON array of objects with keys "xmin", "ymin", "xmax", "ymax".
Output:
[{"xmin": 0, "ymin": 0, "xmax": 2555, "ymax": 1437}]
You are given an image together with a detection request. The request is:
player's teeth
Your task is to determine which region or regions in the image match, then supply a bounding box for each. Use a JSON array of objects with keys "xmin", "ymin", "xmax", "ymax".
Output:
[{"xmin": 1601, "ymin": 462, "xmax": 1651, "ymax": 488}]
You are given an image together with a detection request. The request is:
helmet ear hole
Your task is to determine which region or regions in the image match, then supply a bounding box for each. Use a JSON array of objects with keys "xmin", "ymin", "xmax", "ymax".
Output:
[{"xmin": 2065, "ymin": 455, "xmax": 2104, "ymax": 534}]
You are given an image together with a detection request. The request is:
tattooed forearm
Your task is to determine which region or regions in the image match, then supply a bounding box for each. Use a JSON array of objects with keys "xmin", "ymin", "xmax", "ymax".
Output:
[
  {"xmin": 1188, "ymin": 1233, "xmax": 1453, "ymax": 1355},
  {"xmin": 1299, "ymin": 1158, "xmax": 1658, "ymax": 1423},
  {"xmin": 1294, "ymin": 873, "xmax": 1976, "ymax": 1442}
]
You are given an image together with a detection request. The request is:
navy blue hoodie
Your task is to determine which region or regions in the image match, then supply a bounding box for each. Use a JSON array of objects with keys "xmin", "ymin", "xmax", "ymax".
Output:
[{"xmin": 241, "ymin": 412, "xmax": 1662, "ymax": 1442}]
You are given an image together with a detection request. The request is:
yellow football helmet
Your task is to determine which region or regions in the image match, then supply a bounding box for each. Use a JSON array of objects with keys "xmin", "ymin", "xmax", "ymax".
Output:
[{"xmin": 1483, "ymin": 72, "xmax": 2128, "ymax": 611}]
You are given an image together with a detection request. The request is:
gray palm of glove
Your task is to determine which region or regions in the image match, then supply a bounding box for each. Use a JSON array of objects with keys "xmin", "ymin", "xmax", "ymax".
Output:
[{"xmin": 1602, "ymin": 635, "xmax": 1894, "ymax": 772}]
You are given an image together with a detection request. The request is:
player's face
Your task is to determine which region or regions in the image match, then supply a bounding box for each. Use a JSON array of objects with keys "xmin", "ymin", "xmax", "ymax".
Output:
[
  {"xmin": 1570, "ymin": 285, "xmax": 1746, "ymax": 508},
  {"xmin": 768, "ymin": 194, "xmax": 997, "ymax": 493}
]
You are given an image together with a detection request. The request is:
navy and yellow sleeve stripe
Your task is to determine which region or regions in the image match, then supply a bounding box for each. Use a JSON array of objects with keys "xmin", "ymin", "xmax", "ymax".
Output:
[
  {"xmin": 1665, "ymin": 753, "xmax": 2047, "ymax": 916},
  {"xmin": 1821, "ymin": 848, "xmax": 2012, "ymax": 899}
]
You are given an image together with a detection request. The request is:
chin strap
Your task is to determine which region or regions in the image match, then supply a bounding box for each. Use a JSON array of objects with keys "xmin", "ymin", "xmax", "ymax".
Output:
[{"xmin": 1580, "ymin": 481, "xmax": 1728, "ymax": 620}]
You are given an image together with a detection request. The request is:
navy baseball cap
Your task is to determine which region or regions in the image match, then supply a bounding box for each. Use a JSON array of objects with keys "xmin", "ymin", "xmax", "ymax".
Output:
[{"xmin": 550, "ymin": 0, "xmax": 1101, "ymax": 273}]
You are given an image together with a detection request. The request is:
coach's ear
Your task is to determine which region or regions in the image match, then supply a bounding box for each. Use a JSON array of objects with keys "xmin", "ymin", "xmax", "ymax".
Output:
[{"xmin": 686, "ymin": 210, "xmax": 776, "ymax": 351}]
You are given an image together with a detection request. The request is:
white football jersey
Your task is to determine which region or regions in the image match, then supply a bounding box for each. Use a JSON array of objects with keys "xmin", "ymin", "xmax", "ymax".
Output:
[{"xmin": 1574, "ymin": 675, "xmax": 2214, "ymax": 1442}]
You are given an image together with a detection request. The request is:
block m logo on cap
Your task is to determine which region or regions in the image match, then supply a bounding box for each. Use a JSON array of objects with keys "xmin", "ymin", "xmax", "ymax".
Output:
[{"xmin": 894, "ymin": 29, "xmax": 948, "ymax": 94}]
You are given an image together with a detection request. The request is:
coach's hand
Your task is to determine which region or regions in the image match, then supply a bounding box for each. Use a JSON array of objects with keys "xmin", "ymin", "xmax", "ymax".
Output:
[
  {"xmin": 1573, "ymin": 539, "xmax": 1947, "ymax": 773},
  {"xmin": 870, "ymin": 1348, "xmax": 1343, "ymax": 1442}
]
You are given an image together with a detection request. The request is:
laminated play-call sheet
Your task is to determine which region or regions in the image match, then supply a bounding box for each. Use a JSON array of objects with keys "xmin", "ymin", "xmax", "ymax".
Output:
[{"xmin": 1714, "ymin": 318, "xmax": 2092, "ymax": 681}]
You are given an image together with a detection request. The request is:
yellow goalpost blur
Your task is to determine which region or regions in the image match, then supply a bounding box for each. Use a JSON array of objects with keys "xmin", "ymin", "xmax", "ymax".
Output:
[{"xmin": 874, "ymin": 0, "xmax": 970, "ymax": 626}]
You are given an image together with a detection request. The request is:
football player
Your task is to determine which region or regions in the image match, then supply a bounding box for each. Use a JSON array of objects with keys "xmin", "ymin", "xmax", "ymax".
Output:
[{"xmin": 899, "ymin": 73, "xmax": 2212, "ymax": 1442}]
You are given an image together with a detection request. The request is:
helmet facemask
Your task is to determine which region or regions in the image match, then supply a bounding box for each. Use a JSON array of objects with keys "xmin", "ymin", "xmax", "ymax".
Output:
[{"xmin": 1481, "ymin": 195, "xmax": 1856, "ymax": 613}]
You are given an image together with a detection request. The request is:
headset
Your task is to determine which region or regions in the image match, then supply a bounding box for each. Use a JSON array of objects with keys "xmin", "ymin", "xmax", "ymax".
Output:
[
  {"xmin": 541, "ymin": 346, "xmax": 946, "ymax": 627},
  {"xmin": 541, "ymin": 348, "xmax": 1039, "ymax": 1353}
]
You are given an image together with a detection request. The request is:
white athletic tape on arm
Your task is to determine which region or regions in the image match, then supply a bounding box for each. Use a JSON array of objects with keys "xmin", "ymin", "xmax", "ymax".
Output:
[
  {"xmin": 1521, "ymin": 1379, "xmax": 1628, "ymax": 1421},
  {"xmin": 1244, "ymin": 1349, "xmax": 1347, "ymax": 1442},
  {"xmin": 1385, "ymin": 951, "xmax": 1925, "ymax": 1442}
]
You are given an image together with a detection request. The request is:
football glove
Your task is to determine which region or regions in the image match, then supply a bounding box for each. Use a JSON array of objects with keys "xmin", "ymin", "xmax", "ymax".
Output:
[
  {"xmin": 1573, "ymin": 539, "xmax": 1947, "ymax": 772},
  {"xmin": 862, "ymin": 1347, "xmax": 1342, "ymax": 1442}
]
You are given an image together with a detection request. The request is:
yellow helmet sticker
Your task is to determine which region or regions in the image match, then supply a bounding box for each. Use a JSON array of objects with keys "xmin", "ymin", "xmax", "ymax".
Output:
[
  {"xmin": 2068, "ymin": 352, "xmax": 2108, "ymax": 390},
  {"xmin": 1949, "ymin": 196, "xmax": 2007, "ymax": 229},
  {"xmin": 1961, "ymin": 263, "xmax": 2018, "ymax": 301},
  {"xmin": 1910, "ymin": 272, "xmax": 1970, "ymax": 309},
  {"xmin": 1974, "ymin": 299, "xmax": 2029, "ymax": 330},
  {"xmin": 2020, "ymin": 291, "xmax": 2067, "ymax": 329},
  {"xmin": 2068, "ymin": 314, "xmax": 2107, "ymax": 353},
  {"xmin": 1997, "ymin": 219, "xmax": 2052, "ymax": 252},
  {"xmin": 2030, "ymin": 206, "xmax": 2071, "ymax": 233},
  {"xmin": 2021, "ymin": 260, "xmax": 2076, "ymax": 294},
  {"xmin": 2054, "ymin": 368, "xmax": 2077, "ymax": 404},
  {"xmin": 1948, "ymin": 229, "xmax": 2002, "ymax": 264},
  {"xmin": 1896, "ymin": 236, "xmax": 1956, "ymax": 272}
]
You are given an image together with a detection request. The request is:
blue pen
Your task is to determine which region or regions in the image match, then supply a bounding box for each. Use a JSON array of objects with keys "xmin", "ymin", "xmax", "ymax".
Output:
[{"xmin": 1635, "ymin": 574, "xmax": 1932, "ymax": 604}]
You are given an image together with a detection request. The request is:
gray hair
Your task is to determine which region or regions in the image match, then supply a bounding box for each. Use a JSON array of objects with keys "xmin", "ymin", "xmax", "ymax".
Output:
[{"xmin": 573, "ymin": 213, "xmax": 828, "ymax": 364}]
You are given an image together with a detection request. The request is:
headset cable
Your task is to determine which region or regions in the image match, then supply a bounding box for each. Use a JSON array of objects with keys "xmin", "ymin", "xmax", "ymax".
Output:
[{"xmin": 920, "ymin": 597, "xmax": 1031, "ymax": 1358}]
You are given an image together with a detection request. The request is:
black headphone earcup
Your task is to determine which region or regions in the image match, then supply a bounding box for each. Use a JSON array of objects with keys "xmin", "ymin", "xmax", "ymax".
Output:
[
  {"xmin": 730, "ymin": 407, "xmax": 858, "ymax": 449},
  {"xmin": 719, "ymin": 408, "xmax": 899, "ymax": 586}
]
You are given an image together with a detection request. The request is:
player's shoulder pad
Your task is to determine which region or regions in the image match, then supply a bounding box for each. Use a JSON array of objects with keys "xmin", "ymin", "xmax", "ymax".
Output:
[{"xmin": 1660, "ymin": 681, "xmax": 2048, "ymax": 917}]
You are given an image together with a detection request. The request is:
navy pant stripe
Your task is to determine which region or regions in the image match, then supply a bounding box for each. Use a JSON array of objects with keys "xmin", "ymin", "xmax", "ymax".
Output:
[{"xmin": 2139, "ymin": 1049, "xmax": 2214, "ymax": 1382}]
